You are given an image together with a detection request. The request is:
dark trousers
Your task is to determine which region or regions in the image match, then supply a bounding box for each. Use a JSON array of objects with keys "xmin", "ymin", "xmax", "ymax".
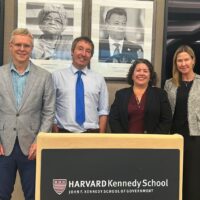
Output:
[
  {"xmin": 0, "ymin": 139, "xmax": 35, "ymax": 200},
  {"xmin": 182, "ymin": 136, "xmax": 200, "ymax": 200}
]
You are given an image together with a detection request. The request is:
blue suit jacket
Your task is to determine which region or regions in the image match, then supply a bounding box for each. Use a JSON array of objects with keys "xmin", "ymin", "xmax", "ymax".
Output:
[{"xmin": 99, "ymin": 38, "xmax": 143, "ymax": 63}]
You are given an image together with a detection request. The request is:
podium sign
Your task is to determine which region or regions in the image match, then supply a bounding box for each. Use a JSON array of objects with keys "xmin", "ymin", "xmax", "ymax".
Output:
[{"xmin": 36, "ymin": 133, "xmax": 183, "ymax": 200}]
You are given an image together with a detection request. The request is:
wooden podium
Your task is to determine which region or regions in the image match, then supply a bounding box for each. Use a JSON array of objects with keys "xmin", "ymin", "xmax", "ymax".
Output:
[{"xmin": 35, "ymin": 133, "xmax": 183, "ymax": 200}]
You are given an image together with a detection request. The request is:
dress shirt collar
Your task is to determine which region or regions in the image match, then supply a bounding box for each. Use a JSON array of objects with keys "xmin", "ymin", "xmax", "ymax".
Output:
[
  {"xmin": 108, "ymin": 37, "xmax": 124, "ymax": 55},
  {"xmin": 71, "ymin": 64, "xmax": 88, "ymax": 76},
  {"xmin": 10, "ymin": 62, "xmax": 30, "ymax": 75}
]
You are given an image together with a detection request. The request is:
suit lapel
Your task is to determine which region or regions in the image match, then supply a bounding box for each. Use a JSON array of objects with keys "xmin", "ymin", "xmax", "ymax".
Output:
[
  {"xmin": 122, "ymin": 88, "xmax": 132, "ymax": 128},
  {"xmin": 122, "ymin": 39, "xmax": 129, "ymax": 53},
  {"xmin": 4, "ymin": 64, "xmax": 18, "ymax": 109},
  {"xmin": 145, "ymin": 86, "xmax": 150, "ymax": 109},
  {"xmin": 18, "ymin": 64, "xmax": 37, "ymax": 111},
  {"xmin": 99, "ymin": 39, "xmax": 111, "ymax": 58},
  {"xmin": 144, "ymin": 87, "xmax": 153, "ymax": 118}
]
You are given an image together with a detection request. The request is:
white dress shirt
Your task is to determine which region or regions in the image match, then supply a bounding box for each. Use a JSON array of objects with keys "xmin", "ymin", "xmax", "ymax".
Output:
[{"xmin": 52, "ymin": 65, "xmax": 109, "ymax": 132}]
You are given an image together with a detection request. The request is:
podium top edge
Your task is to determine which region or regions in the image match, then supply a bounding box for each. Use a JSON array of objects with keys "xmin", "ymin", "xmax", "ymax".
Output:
[{"xmin": 38, "ymin": 132, "xmax": 183, "ymax": 140}]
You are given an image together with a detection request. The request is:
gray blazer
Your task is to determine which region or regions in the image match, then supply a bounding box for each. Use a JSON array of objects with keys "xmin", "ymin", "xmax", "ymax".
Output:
[
  {"xmin": 164, "ymin": 74, "xmax": 200, "ymax": 136},
  {"xmin": 0, "ymin": 63, "xmax": 55, "ymax": 156}
]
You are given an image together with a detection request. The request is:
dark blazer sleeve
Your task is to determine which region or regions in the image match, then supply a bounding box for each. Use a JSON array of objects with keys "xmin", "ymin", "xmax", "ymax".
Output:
[
  {"xmin": 109, "ymin": 88, "xmax": 131, "ymax": 133},
  {"xmin": 109, "ymin": 90, "xmax": 125, "ymax": 133},
  {"xmin": 144, "ymin": 88, "xmax": 172, "ymax": 134},
  {"xmin": 155, "ymin": 89, "xmax": 172, "ymax": 133}
]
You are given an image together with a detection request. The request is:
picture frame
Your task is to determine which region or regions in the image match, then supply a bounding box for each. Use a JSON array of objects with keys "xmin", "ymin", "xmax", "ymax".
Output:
[
  {"xmin": 0, "ymin": 0, "xmax": 4, "ymax": 66},
  {"xmin": 91, "ymin": 0, "xmax": 154, "ymax": 79},
  {"xmin": 17, "ymin": 0, "xmax": 82, "ymax": 72}
]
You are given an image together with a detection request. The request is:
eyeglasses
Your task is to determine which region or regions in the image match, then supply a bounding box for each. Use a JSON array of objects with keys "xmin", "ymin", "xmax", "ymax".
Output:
[{"xmin": 12, "ymin": 43, "xmax": 32, "ymax": 49}]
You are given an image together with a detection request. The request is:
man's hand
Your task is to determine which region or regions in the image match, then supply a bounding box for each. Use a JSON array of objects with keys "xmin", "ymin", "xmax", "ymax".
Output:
[
  {"xmin": 52, "ymin": 124, "xmax": 59, "ymax": 132},
  {"xmin": 28, "ymin": 143, "xmax": 37, "ymax": 160},
  {"xmin": 0, "ymin": 144, "xmax": 5, "ymax": 156}
]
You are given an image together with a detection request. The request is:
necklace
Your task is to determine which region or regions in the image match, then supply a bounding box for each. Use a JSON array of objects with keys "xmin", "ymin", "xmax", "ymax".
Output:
[
  {"xmin": 133, "ymin": 92, "xmax": 145, "ymax": 109},
  {"xmin": 135, "ymin": 96, "xmax": 141, "ymax": 105},
  {"xmin": 133, "ymin": 86, "xmax": 147, "ymax": 108},
  {"xmin": 182, "ymin": 80, "xmax": 193, "ymax": 88}
]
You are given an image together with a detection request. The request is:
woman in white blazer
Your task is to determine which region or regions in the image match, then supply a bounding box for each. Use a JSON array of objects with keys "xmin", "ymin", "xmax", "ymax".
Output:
[{"xmin": 164, "ymin": 45, "xmax": 200, "ymax": 200}]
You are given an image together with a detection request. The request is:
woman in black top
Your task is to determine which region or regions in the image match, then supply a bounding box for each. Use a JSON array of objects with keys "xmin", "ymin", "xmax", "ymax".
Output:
[{"xmin": 165, "ymin": 45, "xmax": 200, "ymax": 200}]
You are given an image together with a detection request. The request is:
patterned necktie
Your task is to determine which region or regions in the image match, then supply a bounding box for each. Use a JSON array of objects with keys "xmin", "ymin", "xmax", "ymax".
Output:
[
  {"xmin": 113, "ymin": 43, "xmax": 120, "ymax": 55},
  {"xmin": 75, "ymin": 71, "xmax": 85, "ymax": 125}
]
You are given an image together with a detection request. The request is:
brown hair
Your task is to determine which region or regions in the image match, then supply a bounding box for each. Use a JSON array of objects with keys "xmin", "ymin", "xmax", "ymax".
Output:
[{"xmin": 71, "ymin": 36, "xmax": 94, "ymax": 56}]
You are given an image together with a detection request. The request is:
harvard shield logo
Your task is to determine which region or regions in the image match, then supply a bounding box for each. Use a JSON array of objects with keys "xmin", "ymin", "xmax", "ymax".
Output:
[{"xmin": 53, "ymin": 179, "xmax": 67, "ymax": 195}]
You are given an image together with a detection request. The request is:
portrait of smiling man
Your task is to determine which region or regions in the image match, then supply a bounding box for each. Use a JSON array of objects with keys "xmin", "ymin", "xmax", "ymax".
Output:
[{"xmin": 99, "ymin": 7, "xmax": 143, "ymax": 63}]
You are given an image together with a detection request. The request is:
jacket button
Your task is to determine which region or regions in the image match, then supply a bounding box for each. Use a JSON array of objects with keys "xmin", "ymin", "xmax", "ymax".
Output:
[
  {"xmin": 16, "ymin": 113, "xmax": 19, "ymax": 117},
  {"xmin": 13, "ymin": 128, "xmax": 16, "ymax": 131}
]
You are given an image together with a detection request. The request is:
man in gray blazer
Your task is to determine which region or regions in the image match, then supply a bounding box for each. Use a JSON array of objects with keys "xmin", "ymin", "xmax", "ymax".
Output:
[{"xmin": 0, "ymin": 28, "xmax": 55, "ymax": 200}]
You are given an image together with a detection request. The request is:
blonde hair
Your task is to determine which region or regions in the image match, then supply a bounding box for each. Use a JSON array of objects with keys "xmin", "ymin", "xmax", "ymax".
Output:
[
  {"xmin": 172, "ymin": 45, "xmax": 195, "ymax": 87},
  {"xmin": 9, "ymin": 28, "xmax": 33, "ymax": 45}
]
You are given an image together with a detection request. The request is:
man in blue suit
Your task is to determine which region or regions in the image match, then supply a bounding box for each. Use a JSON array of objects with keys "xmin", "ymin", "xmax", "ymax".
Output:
[
  {"xmin": 99, "ymin": 7, "xmax": 143, "ymax": 63},
  {"xmin": 0, "ymin": 28, "xmax": 55, "ymax": 200}
]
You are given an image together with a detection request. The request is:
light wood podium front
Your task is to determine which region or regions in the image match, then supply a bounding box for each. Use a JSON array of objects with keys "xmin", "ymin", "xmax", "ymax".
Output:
[{"xmin": 36, "ymin": 133, "xmax": 183, "ymax": 200}]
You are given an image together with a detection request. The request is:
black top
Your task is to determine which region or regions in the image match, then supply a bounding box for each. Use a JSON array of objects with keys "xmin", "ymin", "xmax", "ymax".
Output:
[{"xmin": 171, "ymin": 81, "xmax": 193, "ymax": 137}]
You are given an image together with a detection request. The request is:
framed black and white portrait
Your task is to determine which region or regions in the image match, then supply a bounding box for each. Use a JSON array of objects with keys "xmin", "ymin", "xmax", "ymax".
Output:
[
  {"xmin": 18, "ymin": 0, "xmax": 82, "ymax": 72},
  {"xmin": 91, "ymin": 0, "xmax": 154, "ymax": 79}
]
